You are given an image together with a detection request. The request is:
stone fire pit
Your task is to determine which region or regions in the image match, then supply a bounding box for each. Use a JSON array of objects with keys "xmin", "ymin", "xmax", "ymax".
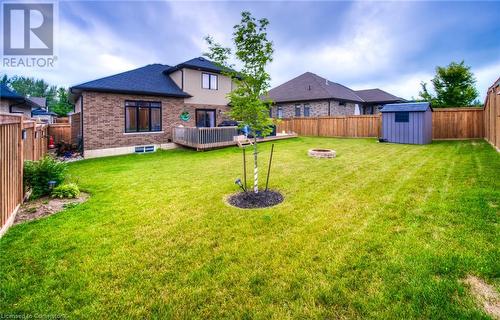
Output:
[{"xmin": 308, "ymin": 149, "xmax": 336, "ymax": 158}]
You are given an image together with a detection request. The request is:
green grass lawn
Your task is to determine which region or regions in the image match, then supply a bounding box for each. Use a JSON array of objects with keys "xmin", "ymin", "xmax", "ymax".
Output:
[{"xmin": 1, "ymin": 137, "xmax": 499, "ymax": 319}]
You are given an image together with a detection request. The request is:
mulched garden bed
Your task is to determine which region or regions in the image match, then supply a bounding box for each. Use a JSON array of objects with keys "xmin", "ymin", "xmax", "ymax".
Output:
[
  {"xmin": 14, "ymin": 192, "xmax": 89, "ymax": 225},
  {"xmin": 227, "ymin": 190, "xmax": 284, "ymax": 209}
]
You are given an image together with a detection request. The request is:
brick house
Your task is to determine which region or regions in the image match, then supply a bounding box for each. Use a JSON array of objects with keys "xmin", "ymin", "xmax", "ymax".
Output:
[
  {"xmin": 267, "ymin": 72, "xmax": 404, "ymax": 118},
  {"xmin": 69, "ymin": 57, "xmax": 234, "ymax": 158}
]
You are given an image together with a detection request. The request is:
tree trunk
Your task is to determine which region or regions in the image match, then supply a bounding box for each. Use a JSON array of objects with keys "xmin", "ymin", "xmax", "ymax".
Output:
[{"xmin": 253, "ymin": 136, "xmax": 258, "ymax": 193}]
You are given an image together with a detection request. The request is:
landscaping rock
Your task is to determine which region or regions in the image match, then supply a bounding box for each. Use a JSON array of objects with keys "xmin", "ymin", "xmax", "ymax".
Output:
[{"xmin": 228, "ymin": 190, "xmax": 283, "ymax": 209}]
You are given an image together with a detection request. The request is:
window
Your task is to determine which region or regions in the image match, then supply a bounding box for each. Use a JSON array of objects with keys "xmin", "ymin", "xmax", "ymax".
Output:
[
  {"xmin": 339, "ymin": 101, "xmax": 346, "ymax": 107},
  {"xmin": 202, "ymin": 73, "xmax": 218, "ymax": 90},
  {"xmin": 395, "ymin": 112, "xmax": 409, "ymax": 123},
  {"xmin": 303, "ymin": 104, "xmax": 310, "ymax": 117},
  {"xmin": 277, "ymin": 106, "xmax": 283, "ymax": 119},
  {"xmin": 125, "ymin": 101, "xmax": 161, "ymax": 133},
  {"xmin": 295, "ymin": 104, "xmax": 301, "ymax": 117}
]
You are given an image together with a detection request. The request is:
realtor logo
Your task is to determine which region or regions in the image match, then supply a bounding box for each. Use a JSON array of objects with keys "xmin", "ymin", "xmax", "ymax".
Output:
[{"xmin": 3, "ymin": 3, "xmax": 54, "ymax": 55}]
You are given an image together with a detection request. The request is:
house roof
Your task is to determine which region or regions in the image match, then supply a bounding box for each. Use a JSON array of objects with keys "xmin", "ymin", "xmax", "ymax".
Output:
[
  {"xmin": 380, "ymin": 102, "xmax": 432, "ymax": 113},
  {"xmin": 0, "ymin": 83, "xmax": 25, "ymax": 101},
  {"xmin": 354, "ymin": 88, "xmax": 404, "ymax": 103},
  {"xmin": 70, "ymin": 64, "xmax": 190, "ymax": 98},
  {"xmin": 28, "ymin": 97, "xmax": 46, "ymax": 108},
  {"xmin": 267, "ymin": 72, "xmax": 365, "ymax": 103},
  {"xmin": 171, "ymin": 57, "xmax": 223, "ymax": 73},
  {"xmin": 31, "ymin": 107, "xmax": 57, "ymax": 116}
]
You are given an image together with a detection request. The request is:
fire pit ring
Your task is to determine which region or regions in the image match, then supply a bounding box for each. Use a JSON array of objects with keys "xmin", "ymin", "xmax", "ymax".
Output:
[{"xmin": 308, "ymin": 149, "xmax": 336, "ymax": 158}]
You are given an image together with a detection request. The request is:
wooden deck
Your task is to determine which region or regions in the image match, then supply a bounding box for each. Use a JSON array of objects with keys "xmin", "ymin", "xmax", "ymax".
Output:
[{"xmin": 172, "ymin": 126, "xmax": 297, "ymax": 150}]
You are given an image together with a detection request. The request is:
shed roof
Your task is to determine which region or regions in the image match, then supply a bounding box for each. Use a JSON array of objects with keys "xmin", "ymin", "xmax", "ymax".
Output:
[
  {"xmin": 380, "ymin": 102, "xmax": 432, "ymax": 113},
  {"xmin": 70, "ymin": 64, "xmax": 190, "ymax": 98}
]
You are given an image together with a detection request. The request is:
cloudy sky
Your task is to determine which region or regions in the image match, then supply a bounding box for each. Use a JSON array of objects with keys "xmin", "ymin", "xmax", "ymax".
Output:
[{"xmin": 4, "ymin": 1, "xmax": 500, "ymax": 100}]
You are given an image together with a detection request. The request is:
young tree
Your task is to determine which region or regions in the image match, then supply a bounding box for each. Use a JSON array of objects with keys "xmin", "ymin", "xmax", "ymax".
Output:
[
  {"xmin": 205, "ymin": 11, "xmax": 274, "ymax": 193},
  {"xmin": 419, "ymin": 61, "xmax": 479, "ymax": 107}
]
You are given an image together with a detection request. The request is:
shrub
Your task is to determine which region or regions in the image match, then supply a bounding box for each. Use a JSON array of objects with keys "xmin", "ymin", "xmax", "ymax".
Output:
[
  {"xmin": 24, "ymin": 156, "xmax": 67, "ymax": 199},
  {"xmin": 51, "ymin": 183, "xmax": 80, "ymax": 199}
]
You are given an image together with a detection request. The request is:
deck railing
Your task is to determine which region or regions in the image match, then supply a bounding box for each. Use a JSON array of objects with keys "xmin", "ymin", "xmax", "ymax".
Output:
[{"xmin": 173, "ymin": 126, "xmax": 238, "ymax": 150}]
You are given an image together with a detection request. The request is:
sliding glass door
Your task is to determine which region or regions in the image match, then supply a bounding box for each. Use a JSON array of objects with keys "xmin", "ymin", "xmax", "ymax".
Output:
[{"xmin": 196, "ymin": 109, "xmax": 216, "ymax": 127}]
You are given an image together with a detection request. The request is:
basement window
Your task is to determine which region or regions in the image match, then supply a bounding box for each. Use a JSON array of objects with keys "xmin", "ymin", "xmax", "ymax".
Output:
[{"xmin": 395, "ymin": 112, "xmax": 409, "ymax": 123}]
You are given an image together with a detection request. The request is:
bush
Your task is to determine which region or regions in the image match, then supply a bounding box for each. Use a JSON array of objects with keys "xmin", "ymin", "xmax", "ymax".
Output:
[
  {"xmin": 55, "ymin": 141, "xmax": 78, "ymax": 157},
  {"xmin": 24, "ymin": 156, "xmax": 67, "ymax": 199},
  {"xmin": 51, "ymin": 183, "xmax": 80, "ymax": 199}
]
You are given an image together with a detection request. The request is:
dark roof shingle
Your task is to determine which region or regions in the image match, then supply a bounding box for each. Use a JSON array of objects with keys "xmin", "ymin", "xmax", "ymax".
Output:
[
  {"xmin": 267, "ymin": 72, "xmax": 364, "ymax": 103},
  {"xmin": 1, "ymin": 83, "xmax": 25, "ymax": 100},
  {"xmin": 71, "ymin": 64, "xmax": 189, "ymax": 97},
  {"xmin": 355, "ymin": 88, "xmax": 404, "ymax": 103}
]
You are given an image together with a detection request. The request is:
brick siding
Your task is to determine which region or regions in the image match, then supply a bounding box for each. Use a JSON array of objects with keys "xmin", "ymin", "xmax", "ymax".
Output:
[
  {"xmin": 81, "ymin": 91, "xmax": 230, "ymax": 151},
  {"xmin": 271, "ymin": 100, "xmax": 357, "ymax": 118}
]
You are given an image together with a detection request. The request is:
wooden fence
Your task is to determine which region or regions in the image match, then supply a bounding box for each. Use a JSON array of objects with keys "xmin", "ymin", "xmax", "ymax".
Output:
[
  {"xmin": 484, "ymin": 78, "xmax": 500, "ymax": 151},
  {"xmin": 432, "ymin": 108, "xmax": 484, "ymax": 139},
  {"xmin": 48, "ymin": 123, "xmax": 71, "ymax": 144},
  {"xmin": 0, "ymin": 114, "xmax": 48, "ymax": 236},
  {"xmin": 277, "ymin": 109, "xmax": 486, "ymax": 140},
  {"xmin": 277, "ymin": 115, "xmax": 381, "ymax": 138}
]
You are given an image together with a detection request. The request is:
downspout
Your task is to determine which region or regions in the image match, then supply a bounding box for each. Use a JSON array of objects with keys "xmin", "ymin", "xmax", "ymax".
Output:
[
  {"xmin": 80, "ymin": 93, "xmax": 84, "ymax": 154},
  {"xmin": 328, "ymin": 100, "xmax": 331, "ymax": 116}
]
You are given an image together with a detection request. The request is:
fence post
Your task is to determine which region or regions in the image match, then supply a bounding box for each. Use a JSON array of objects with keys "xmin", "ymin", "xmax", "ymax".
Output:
[{"xmin": 19, "ymin": 116, "xmax": 24, "ymax": 203}]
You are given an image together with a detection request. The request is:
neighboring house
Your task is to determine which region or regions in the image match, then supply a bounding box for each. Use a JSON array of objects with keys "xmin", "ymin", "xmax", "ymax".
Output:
[
  {"xmin": 31, "ymin": 108, "xmax": 57, "ymax": 124},
  {"xmin": 0, "ymin": 83, "xmax": 37, "ymax": 117},
  {"xmin": 267, "ymin": 72, "xmax": 404, "ymax": 118},
  {"xmin": 28, "ymin": 97, "xmax": 57, "ymax": 124},
  {"xmin": 69, "ymin": 57, "xmax": 235, "ymax": 158}
]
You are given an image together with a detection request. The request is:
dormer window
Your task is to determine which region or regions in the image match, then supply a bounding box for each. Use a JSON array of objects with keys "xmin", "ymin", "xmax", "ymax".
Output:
[{"xmin": 202, "ymin": 73, "xmax": 218, "ymax": 90}]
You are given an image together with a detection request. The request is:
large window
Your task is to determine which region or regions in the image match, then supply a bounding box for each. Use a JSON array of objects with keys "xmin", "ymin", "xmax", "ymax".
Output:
[
  {"xmin": 202, "ymin": 73, "xmax": 218, "ymax": 90},
  {"xmin": 295, "ymin": 104, "xmax": 301, "ymax": 117},
  {"xmin": 125, "ymin": 101, "xmax": 162, "ymax": 133},
  {"xmin": 395, "ymin": 112, "xmax": 409, "ymax": 123},
  {"xmin": 303, "ymin": 104, "xmax": 311, "ymax": 117}
]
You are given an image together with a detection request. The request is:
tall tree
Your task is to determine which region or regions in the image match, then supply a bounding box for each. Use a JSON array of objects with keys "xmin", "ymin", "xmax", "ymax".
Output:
[
  {"xmin": 50, "ymin": 87, "xmax": 74, "ymax": 116},
  {"xmin": 8, "ymin": 76, "xmax": 57, "ymax": 106},
  {"xmin": 419, "ymin": 61, "xmax": 479, "ymax": 107},
  {"xmin": 205, "ymin": 11, "xmax": 274, "ymax": 193}
]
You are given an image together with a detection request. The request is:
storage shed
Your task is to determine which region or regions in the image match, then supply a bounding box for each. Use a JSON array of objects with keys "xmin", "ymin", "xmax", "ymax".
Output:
[{"xmin": 380, "ymin": 102, "xmax": 433, "ymax": 144}]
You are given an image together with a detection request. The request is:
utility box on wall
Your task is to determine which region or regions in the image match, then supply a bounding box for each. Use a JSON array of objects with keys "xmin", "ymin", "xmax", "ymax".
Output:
[{"xmin": 380, "ymin": 102, "xmax": 433, "ymax": 145}]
